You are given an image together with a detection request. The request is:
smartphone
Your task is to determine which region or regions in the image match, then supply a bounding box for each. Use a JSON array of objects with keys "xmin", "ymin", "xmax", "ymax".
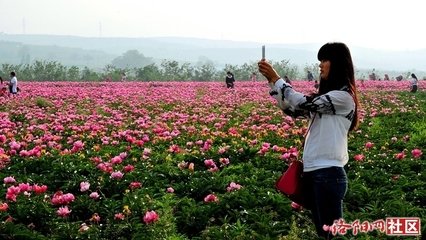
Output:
[{"xmin": 262, "ymin": 45, "xmax": 265, "ymax": 59}]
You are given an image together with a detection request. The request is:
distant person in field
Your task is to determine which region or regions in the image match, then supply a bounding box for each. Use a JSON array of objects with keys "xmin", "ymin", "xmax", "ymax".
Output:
[
  {"xmin": 314, "ymin": 80, "xmax": 319, "ymax": 90},
  {"xmin": 0, "ymin": 76, "xmax": 3, "ymax": 85},
  {"xmin": 384, "ymin": 74, "xmax": 390, "ymax": 81},
  {"xmin": 284, "ymin": 75, "xmax": 291, "ymax": 84},
  {"xmin": 9, "ymin": 71, "xmax": 18, "ymax": 96},
  {"xmin": 225, "ymin": 71, "xmax": 235, "ymax": 88},
  {"xmin": 259, "ymin": 42, "xmax": 360, "ymax": 239},
  {"xmin": 409, "ymin": 73, "xmax": 418, "ymax": 93},
  {"xmin": 307, "ymin": 70, "xmax": 314, "ymax": 81},
  {"xmin": 250, "ymin": 72, "xmax": 257, "ymax": 82},
  {"xmin": 396, "ymin": 75, "xmax": 403, "ymax": 81},
  {"xmin": 121, "ymin": 72, "xmax": 127, "ymax": 81}
]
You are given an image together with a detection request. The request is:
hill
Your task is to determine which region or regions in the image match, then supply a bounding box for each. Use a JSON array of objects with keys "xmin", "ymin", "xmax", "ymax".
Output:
[{"xmin": 1, "ymin": 33, "xmax": 426, "ymax": 74}]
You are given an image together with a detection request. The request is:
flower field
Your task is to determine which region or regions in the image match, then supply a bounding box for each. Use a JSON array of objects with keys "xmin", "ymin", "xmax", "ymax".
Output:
[{"xmin": 0, "ymin": 81, "xmax": 425, "ymax": 239}]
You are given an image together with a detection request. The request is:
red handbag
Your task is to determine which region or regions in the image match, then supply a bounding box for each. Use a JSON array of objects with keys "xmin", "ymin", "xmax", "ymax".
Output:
[
  {"xmin": 275, "ymin": 114, "xmax": 316, "ymax": 207},
  {"xmin": 275, "ymin": 160, "xmax": 305, "ymax": 206}
]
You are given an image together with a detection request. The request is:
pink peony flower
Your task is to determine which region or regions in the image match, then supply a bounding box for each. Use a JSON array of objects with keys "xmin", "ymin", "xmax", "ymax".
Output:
[
  {"xmin": 18, "ymin": 183, "xmax": 32, "ymax": 192},
  {"xmin": 143, "ymin": 210, "xmax": 159, "ymax": 224},
  {"xmin": 281, "ymin": 153, "xmax": 291, "ymax": 160},
  {"xmin": 204, "ymin": 194, "xmax": 219, "ymax": 203},
  {"xmin": 204, "ymin": 159, "xmax": 216, "ymax": 168},
  {"xmin": 208, "ymin": 167, "xmax": 219, "ymax": 172},
  {"xmin": 395, "ymin": 152, "xmax": 406, "ymax": 160},
  {"xmin": 3, "ymin": 176, "xmax": 16, "ymax": 184},
  {"xmin": 80, "ymin": 181, "xmax": 90, "ymax": 192},
  {"xmin": 0, "ymin": 202, "xmax": 9, "ymax": 212},
  {"xmin": 6, "ymin": 186, "xmax": 21, "ymax": 202},
  {"xmin": 219, "ymin": 158, "xmax": 230, "ymax": 166},
  {"xmin": 111, "ymin": 171, "xmax": 124, "ymax": 179},
  {"xmin": 114, "ymin": 213, "xmax": 125, "ymax": 220},
  {"xmin": 123, "ymin": 164, "xmax": 135, "ymax": 172},
  {"xmin": 272, "ymin": 145, "xmax": 280, "ymax": 152},
  {"xmin": 167, "ymin": 187, "xmax": 175, "ymax": 193},
  {"xmin": 119, "ymin": 152, "xmax": 127, "ymax": 159},
  {"xmin": 9, "ymin": 141, "xmax": 21, "ymax": 151},
  {"xmin": 71, "ymin": 140, "xmax": 84, "ymax": 152},
  {"xmin": 291, "ymin": 202, "xmax": 302, "ymax": 210},
  {"xmin": 89, "ymin": 192, "xmax": 100, "ymax": 199},
  {"xmin": 365, "ymin": 142, "xmax": 374, "ymax": 149},
  {"xmin": 168, "ymin": 144, "xmax": 181, "ymax": 153},
  {"xmin": 51, "ymin": 191, "xmax": 75, "ymax": 205},
  {"xmin": 33, "ymin": 184, "xmax": 48, "ymax": 195},
  {"xmin": 110, "ymin": 156, "xmax": 123, "ymax": 165},
  {"xmin": 218, "ymin": 147, "xmax": 227, "ymax": 154},
  {"xmin": 62, "ymin": 193, "xmax": 75, "ymax": 203},
  {"xmin": 129, "ymin": 181, "xmax": 142, "ymax": 190},
  {"xmin": 411, "ymin": 149, "xmax": 422, "ymax": 159},
  {"xmin": 57, "ymin": 206, "xmax": 71, "ymax": 218},
  {"xmin": 226, "ymin": 182, "xmax": 242, "ymax": 192},
  {"xmin": 354, "ymin": 154, "xmax": 365, "ymax": 161}
]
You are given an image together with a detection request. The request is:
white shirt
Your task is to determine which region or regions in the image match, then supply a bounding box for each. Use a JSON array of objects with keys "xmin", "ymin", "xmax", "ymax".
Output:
[
  {"xmin": 410, "ymin": 77, "xmax": 418, "ymax": 86},
  {"xmin": 10, "ymin": 76, "xmax": 18, "ymax": 93},
  {"xmin": 270, "ymin": 79, "xmax": 355, "ymax": 172}
]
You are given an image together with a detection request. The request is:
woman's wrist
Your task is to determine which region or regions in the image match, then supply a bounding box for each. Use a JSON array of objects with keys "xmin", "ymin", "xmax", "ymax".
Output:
[{"xmin": 269, "ymin": 76, "xmax": 281, "ymax": 84}]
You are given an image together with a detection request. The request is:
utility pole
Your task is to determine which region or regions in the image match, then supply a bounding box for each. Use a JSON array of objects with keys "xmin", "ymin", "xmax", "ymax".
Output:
[
  {"xmin": 22, "ymin": 18, "xmax": 26, "ymax": 34},
  {"xmin": 99, "ymin": 22, "xmax": 102, "ymax": 37}
]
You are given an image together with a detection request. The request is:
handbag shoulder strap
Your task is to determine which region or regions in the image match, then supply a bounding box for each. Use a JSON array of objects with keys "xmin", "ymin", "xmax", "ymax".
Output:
[
  {"xmin": 303, "ymin": 113, "xmax": 316, "ymax": 142},
  {"xmin": 299, "ymin": 113, "xmax": 316, "ymax": 162}
]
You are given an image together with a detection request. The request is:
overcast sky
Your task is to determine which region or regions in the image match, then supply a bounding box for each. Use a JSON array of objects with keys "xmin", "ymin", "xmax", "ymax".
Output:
[{"xmin": 1, "ymin": 0, "xmax": 424, "ymax": 50}]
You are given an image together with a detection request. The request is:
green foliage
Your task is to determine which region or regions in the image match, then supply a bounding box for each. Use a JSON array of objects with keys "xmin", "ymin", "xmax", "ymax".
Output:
[
  {"xmin": 271, "ymin": 60, "xmax": 300, "ymax": 80},
  {"xmin": 1, "ymin": 56, "xmax": 300, "ymax": 82},
  {"xmin": 135, "ymin": 63, "xmax": 162, "ymax": 81},
  {"xmin": 35, "ymin": 96, "xmax": 53, "ymax": 108},
  {"xmin": 67, "ymin": 66, "xmax": 81, "ymax": 81},
  {"xmin": 80, "ymin": 66, "xmax": 101, "ymax": 81},
  {"xmin": 193, "ymin": 63, "xmax": 217, "ymax": 81}
]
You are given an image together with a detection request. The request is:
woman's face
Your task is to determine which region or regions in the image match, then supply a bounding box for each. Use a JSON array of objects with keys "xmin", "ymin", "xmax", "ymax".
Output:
[{"xmin": 319, "ymin": 60, "xmax": 330, "ymax": 80}]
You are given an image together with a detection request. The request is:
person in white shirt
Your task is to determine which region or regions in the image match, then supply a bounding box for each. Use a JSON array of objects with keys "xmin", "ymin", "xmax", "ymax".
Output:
[
  {"xmin": 9, "ymin": 71, "xmax": 18, "ymax": 96},
  {"xmin": 258, "ymin": 42, "xmax": 360, "ymax": 239}
]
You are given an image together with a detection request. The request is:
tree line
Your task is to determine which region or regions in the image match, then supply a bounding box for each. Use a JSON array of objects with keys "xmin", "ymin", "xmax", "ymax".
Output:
[{"xmin": 0, "ymin": 58, "xmax": 318, "ymax": 82}]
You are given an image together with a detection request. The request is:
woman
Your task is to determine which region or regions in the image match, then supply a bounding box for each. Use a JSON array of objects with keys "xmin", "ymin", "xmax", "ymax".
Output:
[
  {"xmin": 410, "ymin": 73, "xmax": 418, "ymax": 93},
  {"xmin": 258, "ymin": 42, "xmax": 360, "ymax": 239}
]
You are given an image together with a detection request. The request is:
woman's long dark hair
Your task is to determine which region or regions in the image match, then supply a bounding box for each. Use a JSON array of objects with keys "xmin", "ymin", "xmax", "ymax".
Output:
[{"xmin": 317, "ymin": 42, "xmax": 359, "ymax": 131}]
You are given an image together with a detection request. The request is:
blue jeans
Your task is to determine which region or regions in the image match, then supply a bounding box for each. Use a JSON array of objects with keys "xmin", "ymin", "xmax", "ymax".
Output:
[{"xmin": 302, "ymin": 167, "xmax": 347, "ymax": 239}]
